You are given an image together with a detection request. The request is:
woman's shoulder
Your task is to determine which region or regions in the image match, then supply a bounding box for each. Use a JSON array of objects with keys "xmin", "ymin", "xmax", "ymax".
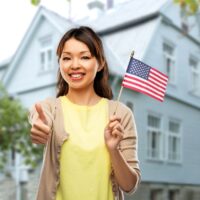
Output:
[{"xmin": 35, "ymin": 96, "xmax": 60, "ymax": 112}]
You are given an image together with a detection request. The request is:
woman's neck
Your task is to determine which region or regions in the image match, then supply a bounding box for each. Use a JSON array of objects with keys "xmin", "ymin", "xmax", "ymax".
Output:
[{"xmin": 66, "ymin": 88, "xmax": 101, "ymax": 106}]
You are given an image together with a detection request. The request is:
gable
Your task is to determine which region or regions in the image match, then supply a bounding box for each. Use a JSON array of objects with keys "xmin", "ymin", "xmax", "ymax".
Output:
[{"xmin": 2, "ymin": 6, "xmax": 72, "ymax": 94}]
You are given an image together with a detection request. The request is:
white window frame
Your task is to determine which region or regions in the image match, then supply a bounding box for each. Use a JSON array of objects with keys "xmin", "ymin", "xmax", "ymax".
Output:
[
  {"xmin": 147, "ymin": 113, "xmax": 164, "ymax": 161},
  {"xmin": 39, "ymin": 35, "xmax": 54, "ymax": 73},
  {"xmin": 167, "ymin": 119, "xmax": 182, "ymax": 163},
  {"xmin": 189, "ymin": 56, "xmax": 200, "ymax": 95},
  {"xmin": 40, "ymin": 47, "xmax": 53, "ymax": 72},
  {"xmin": 163, "ymin": 41, "xmax": 176, "ymax": 84}
]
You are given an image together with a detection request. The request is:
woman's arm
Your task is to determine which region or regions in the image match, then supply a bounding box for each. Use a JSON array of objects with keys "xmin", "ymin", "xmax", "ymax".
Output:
[
  {"xmin": 108, "ymin": 147, "xmax": 139, "ymax": 192},
  {"xmin": 104, "ymin": 112, "xmax": 140, "ymax": 193}
]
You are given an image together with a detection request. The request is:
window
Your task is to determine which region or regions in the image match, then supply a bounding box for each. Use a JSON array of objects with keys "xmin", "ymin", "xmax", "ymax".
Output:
[
  {"xmin": 168, "ymin": 189, "xmax": 180, "ymax": 200},
  {"xmin": 150, "ymin": 189, "xmax": 163, "ymax": 200},
  {"xmin": 163, "ymin": 42, "xmax": 175, "ymax": 84},
  {"xmin": 189, "ymin": 56, "xmax": 200, "ymax": 95},
  {"xmin": 40, "ymin": 48, "xmax": 53, "ymax": 72},
  {"xmin": 147, "ymin": 115, "xmax": 163, "ymax": 160},
  {"xmin": 39, "ymin": 35, "xmax": 53, "ymax": 72},
  {"xmin": 168, "ymin": 120, "xmax": 181, "ymax": 162},
  {"xmin": 126, "ymin": 101, "xmax": 134, "ymax": 111}
]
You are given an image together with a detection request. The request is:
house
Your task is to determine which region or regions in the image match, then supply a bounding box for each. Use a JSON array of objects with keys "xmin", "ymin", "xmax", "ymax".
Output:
[{"xmin": 1, "ymin": 0, "xmax": 200, "ymax": 199}]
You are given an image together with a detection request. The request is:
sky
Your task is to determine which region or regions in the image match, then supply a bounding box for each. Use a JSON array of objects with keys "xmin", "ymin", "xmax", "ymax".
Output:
[{"xmin": 0, "ymin": 0, "xmax": 94, "ymax": 62}]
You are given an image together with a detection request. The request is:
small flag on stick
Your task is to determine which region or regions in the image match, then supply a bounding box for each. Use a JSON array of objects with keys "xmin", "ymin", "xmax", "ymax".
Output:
[{"xmin": 122, "ymin": 57, "xmax": 168, "ymax": 102}]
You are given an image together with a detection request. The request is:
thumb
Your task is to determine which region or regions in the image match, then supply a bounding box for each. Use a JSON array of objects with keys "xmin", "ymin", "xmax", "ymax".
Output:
[{"xmin": 35, "ymin": 103, "xmax": 47, "ymax": 124}]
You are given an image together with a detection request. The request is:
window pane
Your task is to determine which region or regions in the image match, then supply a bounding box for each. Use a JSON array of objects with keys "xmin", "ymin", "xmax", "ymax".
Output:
[
  {"xmin": 163, "ymin": 43, "xmax": 174, "ymax": 55},
  {"xmin": 148, "ymin": 116, "xmax": 160, "ymax": 128},
  {"xmin": 168, "ymin": 120, "xmax": 181, "ymax": 162},
  {"xmin": 126, "ymin": 101, "xmax": 133, "ymax": 111},
  {"xmin": 190, "ymin": 57, "xmax": 199, "ymax": 92},
  {"xmin": 40, "ymin": 52, "xmax": 45, "ymax": 70},
  {"xmin": 169, "ymin": 190, "xmax": 179, "ymax": 200},
  {"xmin": 151, "ymin": 189, "xmax": 163, "ymax": 200},
  {"xmin": 40, "ymin": 52, "xmax": 45, "ymax": 64},
  {"xmin": 48, "ymin": 49, "xmax": 52, "ymax": 61},
  {"xmin": 169, "ymin": 121, "xmax": 179, "ymax": 133},
  {"xmin": 189, "ymin": 58, "xmax": 198, "ymax": 69}
]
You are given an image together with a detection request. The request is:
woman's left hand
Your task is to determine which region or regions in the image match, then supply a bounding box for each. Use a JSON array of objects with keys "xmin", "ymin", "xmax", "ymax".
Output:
[{"xmin": 104, "ymin": 115, "xmax": 124, "ymax": 151}]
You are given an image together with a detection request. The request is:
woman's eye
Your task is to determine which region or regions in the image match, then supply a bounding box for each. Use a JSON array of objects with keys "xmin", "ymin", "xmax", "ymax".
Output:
[
  {"xmin": 63, "ymin": 57, "xmax": 70, "ymax": 61},
  {"xmin": 81, "ymin": 56, "xmax": 90, "ymax": 60}
]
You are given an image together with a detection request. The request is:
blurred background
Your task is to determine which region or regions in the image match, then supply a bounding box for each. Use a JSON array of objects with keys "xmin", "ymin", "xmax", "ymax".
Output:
[{"xmin": 0, "ymin": 0, "xmax": 200, "ymax": 199}]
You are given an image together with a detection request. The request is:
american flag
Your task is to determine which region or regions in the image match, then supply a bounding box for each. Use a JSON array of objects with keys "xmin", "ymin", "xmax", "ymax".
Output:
[{"xmin": 122, "ymin": 58, "xmax": 168, "ymax": 102}]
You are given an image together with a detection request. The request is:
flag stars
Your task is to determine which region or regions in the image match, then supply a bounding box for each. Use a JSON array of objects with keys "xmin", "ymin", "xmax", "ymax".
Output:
[{"xmin": 127, "ymin": 58, "xmax": 151, "ymax": 80}]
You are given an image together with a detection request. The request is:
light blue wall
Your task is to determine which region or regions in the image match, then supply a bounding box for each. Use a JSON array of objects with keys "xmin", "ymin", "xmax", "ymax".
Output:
[
  {"xmin": 6, "ymin": 18, "xmax": 62, "ymax": 97},
  {"xmin": 119, "ymin": 86, "xmax": 200, "ymax": 185},
  {"xmin": 144, "ymin": 21, "xmax": 200, "ymax": 107}
]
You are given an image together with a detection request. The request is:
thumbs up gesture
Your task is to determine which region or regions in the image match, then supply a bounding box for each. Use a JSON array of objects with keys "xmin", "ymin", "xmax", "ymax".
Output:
[{"xmin": 30, "ymin": 103, "xmax": 51, "ymax": 144}]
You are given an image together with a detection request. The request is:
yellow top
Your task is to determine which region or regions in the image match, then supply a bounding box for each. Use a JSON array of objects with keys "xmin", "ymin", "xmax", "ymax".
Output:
[{"xmin": 56, "ymin": 96, "xmax": 114, "ymax": 200}]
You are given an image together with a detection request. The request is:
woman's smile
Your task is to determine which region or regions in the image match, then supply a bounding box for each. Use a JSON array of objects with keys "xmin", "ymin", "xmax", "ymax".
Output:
[{"xmin": 69, "ymin": 72, "xmax": 86, "ymax": 81}]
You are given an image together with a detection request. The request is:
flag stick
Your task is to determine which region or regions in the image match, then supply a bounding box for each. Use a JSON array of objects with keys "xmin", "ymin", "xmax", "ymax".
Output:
[{"xmin": 113, "ymin": 50, "xmax": 135, "ymax": 115}]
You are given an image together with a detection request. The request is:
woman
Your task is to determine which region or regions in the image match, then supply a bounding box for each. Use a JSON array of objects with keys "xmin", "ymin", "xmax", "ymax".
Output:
[{"xmin": 29, "ymin": 26, "xmax": 140, "ymax": 200}]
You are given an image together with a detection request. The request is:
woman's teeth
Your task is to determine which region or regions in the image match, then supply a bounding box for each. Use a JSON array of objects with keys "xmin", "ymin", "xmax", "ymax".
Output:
[{"xmin": 71, "ymin": 74, "xmax": 82, "ymax": 78}]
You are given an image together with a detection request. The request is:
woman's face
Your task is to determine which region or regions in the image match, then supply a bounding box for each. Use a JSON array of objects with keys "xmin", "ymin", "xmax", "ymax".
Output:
[{"xmin": 59, "ymin": 38, "xmax": 101, "ymax": 91}]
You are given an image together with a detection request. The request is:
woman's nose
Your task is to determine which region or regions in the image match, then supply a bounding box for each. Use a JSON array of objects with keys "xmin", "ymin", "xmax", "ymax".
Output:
[{"xmin": 70, "ymin": 58, "xmax": 80, "ymax": 69}]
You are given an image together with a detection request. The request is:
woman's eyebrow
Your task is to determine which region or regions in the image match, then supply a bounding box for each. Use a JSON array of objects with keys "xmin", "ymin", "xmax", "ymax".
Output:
[{"xmin": 62, "ymin": 51, "xmax": 91, "ymax": 54}]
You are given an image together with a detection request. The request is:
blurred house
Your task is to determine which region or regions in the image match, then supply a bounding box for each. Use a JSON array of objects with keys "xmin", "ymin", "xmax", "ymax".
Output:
[{"xmin": 0, "ymin": 0, "xmax": 200, "ymax": 199}]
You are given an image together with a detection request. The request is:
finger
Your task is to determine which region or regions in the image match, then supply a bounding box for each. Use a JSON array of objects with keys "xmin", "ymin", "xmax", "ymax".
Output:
[
  {"xmin": 113, "ymin": 123, "xmax": 123, "ymax": 133},
  {"xmin": 108, "ymin": 120, "xmax": 119, "ymax": 130},
  {"xmin": 109, "ymin": 115, "xmax": 121, "ymax": 123},
  {"xmin": 33, "ymin": 120, "xmax": 50, "ymax": 134},
  {"xmin": 112, "ymin": 129, "xmax": 123, "ymax": 139},
  {"xmin": 31, "ymin": 138, "xmax": 47, "ymax": 144},
  {"xmin": 31, "ymin": 132, "xmax": 48, "ymax": 144},
  {"xmin": 31, "ymin": 128, "xmax": 49, "ymax": 140},
  {"xmin": 35, "ymin": 103, "xmax": 47, "ymax": 124}
]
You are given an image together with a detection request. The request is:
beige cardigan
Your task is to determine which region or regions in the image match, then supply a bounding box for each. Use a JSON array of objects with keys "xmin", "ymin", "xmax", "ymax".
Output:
[{"xmin": 28, "ymin": 97, "xmax": 141, "ymax": 200}]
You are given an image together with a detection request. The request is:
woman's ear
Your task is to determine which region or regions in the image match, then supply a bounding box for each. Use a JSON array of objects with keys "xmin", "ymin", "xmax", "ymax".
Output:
[
  {"xmin": 97, "ymin": 65, "xmax": 103, "ymax": 72},
  {"xmin": 97, "ymin": 60, "xmax": 105, "ymax": 72}
]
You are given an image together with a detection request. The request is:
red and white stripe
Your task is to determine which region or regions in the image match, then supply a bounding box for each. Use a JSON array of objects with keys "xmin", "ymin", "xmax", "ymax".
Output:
[{"xmin": 122, "ymin": 68, "xmax": 168, "ymax": 102}]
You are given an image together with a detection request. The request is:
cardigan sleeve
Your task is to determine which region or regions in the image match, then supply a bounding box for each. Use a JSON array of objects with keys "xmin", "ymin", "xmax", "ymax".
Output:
[{"xmin": 118, "ymin": 104, "xmax": 141, "ymax": 194}]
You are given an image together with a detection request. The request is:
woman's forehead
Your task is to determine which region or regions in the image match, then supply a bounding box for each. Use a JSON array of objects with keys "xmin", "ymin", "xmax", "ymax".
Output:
[{"xmin": 62, "ymin": 38, "xmax": 90, "ymax": 52}]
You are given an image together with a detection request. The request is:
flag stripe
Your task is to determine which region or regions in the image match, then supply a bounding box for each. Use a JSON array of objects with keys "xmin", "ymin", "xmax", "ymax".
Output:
[
  {"xmin": 124, "ymin": 74, "xmax": 166, "ymax": 91},
  {"xmin": 122, "ymin": 79, "xmax": 165, "ymax": 99},
  {"xmin": 151, "ymin": 68, "xmax": 168, "ymax": 80},
  {"xmin": 123, "ymin": 76, "xmax": 165, "ymax": 95},
  {"xmin": 122, "ymin": 82, "xmax": 163, "ymax": 102},
  {"xmin": 149, "ymin": 71, "xmax": 168, "ymax": 85}
]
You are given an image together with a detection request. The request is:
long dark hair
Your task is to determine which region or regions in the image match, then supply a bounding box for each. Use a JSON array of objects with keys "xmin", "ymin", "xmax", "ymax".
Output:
[{"xmin": 56, "ymin": 26, "xmax": 113, "ymax": 99}]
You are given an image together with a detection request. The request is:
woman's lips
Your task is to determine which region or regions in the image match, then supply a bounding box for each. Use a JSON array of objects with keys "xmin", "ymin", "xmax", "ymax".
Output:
[{"xmin": 69, "ymin": 73, "xmax": 85, "ymax": 81}]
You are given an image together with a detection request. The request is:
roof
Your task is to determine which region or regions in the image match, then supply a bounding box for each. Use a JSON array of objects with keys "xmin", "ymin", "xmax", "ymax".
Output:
[
  {"xmin": 77, "ymin": 0, "xmax": 168, "ymax": 32},
  {"xmin": 102, "ymin": 18, "xmax": 161, "ymax": 69},
  {"xmin": 0, "ymin": 57, "xmax": 12, "ymax": 69}
]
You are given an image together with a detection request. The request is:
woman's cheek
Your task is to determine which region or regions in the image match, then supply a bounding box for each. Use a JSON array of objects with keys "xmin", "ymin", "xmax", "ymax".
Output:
[{"xmin": 60, "ymin": 67, "xmax": 68, "ymax": 82}]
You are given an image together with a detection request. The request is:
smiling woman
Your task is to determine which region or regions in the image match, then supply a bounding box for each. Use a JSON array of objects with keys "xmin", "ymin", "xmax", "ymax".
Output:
[
  {"xmin": 59, "ymin": 38, "xmax": 102, "ymax": 96},
  {"xmin": 28, "ymin": 26, "xmax": 141, "ymax": 200}
]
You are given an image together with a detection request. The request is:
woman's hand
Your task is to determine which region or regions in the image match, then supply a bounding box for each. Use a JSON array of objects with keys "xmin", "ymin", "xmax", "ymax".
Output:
[
  {"xmin": 104, "ymin": 115, "xmax": 124, "ymax": 152},
  {"xmin": 30, "ymin": 103, "xmax": 50, "ymax": 144}
]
